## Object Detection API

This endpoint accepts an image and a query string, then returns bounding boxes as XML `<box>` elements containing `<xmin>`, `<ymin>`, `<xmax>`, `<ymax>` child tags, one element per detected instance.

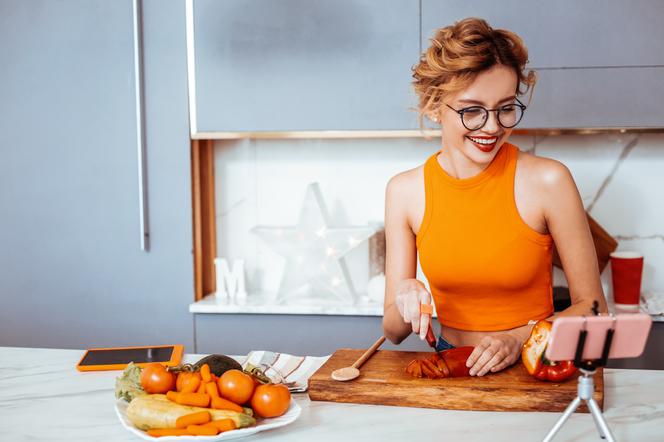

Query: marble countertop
<box><xmin>1</xmin><ymin>347</ymin><xmax>663</xmax><ymax>441</ymax></box>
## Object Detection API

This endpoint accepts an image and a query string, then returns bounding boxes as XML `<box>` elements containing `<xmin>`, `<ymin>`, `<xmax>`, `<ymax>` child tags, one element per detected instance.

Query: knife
<box><xmin>424</xmin><ymin>323</ymin><xmax>441</xmax><ymax>356</ymax></box>
<box><xmin>420</xmin><ymin>303</ymin><xmax>440</xmax><ymax>355</ymax></box>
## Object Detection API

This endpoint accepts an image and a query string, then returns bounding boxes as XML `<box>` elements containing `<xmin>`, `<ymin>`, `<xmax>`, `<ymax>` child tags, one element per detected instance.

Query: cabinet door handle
<box><xmin>132</xmin><ymin>0</ymin><xmax>150</xmax><ymax>251</ymax></box>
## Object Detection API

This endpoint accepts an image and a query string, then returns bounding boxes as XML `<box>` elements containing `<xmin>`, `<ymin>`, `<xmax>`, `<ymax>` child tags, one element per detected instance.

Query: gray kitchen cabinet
<box><xmin>192</xmin><ymin>0</ymin><xmax>420</xmax><ymax>132</ymax></box>
<box><xmin>522</xmin><ymin>66</ymin><xmax>664</xmax><ymax>128</ymax></box>
<box><xmin>0</xmin><ymin>0</ymin><xmax>194</xmax><ymax>350</ymax></box>
<box><xmin>194</xmin><ymin>313</ymin><xmax>427</xmax><ymax>357</ymax></box>
<box><xmin>421</xmin><ymin>0</ymin><xmax>664</xmax><ymax>128</ymax></box>
<box><xmin>421</xmin><ymin>0</ymin><xmax>664</xmax><ymax>69</ymax></box>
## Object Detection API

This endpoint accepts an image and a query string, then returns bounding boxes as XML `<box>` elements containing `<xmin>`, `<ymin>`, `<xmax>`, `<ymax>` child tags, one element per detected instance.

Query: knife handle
<box><xmin>425</xmin><ymin>325</ymin><xmax>438</xmax><ymax>349</ymax></box>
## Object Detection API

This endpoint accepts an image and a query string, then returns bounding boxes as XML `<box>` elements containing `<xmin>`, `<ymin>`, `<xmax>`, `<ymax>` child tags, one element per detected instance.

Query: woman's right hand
<box><xmin>394</xmin><ymin>279</ymin><xmax>433</xmax><ymax>340</ymax></box>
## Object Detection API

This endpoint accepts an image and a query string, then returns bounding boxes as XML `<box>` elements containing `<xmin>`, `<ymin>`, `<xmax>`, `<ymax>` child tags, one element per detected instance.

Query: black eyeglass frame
<box><xmin>445</xmin><ymin>97</ymin><xmax>527</xmax><ymax>131</ymax></box>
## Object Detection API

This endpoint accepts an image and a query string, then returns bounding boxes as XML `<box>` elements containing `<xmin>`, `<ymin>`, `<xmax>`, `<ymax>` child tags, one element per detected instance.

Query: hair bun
<box><xmin>412</xmin><ymin>17</ymin><xmax>536</xmax><ymax>127</ymax></box>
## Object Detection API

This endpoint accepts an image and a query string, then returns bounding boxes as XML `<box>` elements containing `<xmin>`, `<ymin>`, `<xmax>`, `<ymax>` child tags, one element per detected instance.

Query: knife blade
<box><xmin>424</xmin><ymin>323</ymin><xmax>441</xmax><ymax>356</ymax></box>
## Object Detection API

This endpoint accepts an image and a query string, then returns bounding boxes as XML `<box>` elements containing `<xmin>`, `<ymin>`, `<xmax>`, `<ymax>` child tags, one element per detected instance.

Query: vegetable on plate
<box><xmin>126</xmin><ymin>394</ymin><xmax>255</xmax><ymax>431</ymax></box>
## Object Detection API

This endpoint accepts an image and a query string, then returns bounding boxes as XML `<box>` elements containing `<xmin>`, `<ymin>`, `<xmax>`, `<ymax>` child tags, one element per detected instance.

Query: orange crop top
<box><xmin>416</xmin><ymin>143</ymin><xmax>554</xmax><ymax>331</ymax></box>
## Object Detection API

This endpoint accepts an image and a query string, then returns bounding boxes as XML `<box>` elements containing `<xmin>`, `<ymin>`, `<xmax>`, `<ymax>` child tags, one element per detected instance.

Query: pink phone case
<box><xmin>545</xmin><ymin>313</ymin><xmax>652</xmax><ymax>361</ymax></box>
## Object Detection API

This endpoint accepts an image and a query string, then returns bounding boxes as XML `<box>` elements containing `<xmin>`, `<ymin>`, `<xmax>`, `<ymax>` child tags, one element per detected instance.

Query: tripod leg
<box><xmin>543</xmin><ymin>397</ymin><xmax>582</xmax><ymax>442</ymax></box>
<box><xmin>589</xmin><ymin>401</ymin><xmax>606</xmax><ymax>439</ymax></box>
<box><xmin>587</xmin><ymin>398</ymin><xmax>616</xmax><ymax>442</ymax></box>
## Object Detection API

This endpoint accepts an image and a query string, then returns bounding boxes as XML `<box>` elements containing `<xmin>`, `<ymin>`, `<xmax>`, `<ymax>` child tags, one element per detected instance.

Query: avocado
<box><xmin>193</xmin><ymin>354</ymin><xmax>242</xmax><ymax>376</ymax></box>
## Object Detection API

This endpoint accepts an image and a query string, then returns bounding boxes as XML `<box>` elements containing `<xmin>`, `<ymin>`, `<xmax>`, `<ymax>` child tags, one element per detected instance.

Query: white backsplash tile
<box><xmin>215</xmin><ymin>133</ymin><xmax>664</xmax><ymax>300</ymax></box>
<box><xmin>590</xmin><ymin>134</ymin><xmax>664</xmax><ymax>236</ymax></box>
<box><xmin>217</xmin><ymin>137</ymin><xmax>438</xmax><ymax>296</ymax></box>
<box><xmin>534</xmin><ymin>134</ymin><xmax>630</xmax><ymax>208</ymax></box>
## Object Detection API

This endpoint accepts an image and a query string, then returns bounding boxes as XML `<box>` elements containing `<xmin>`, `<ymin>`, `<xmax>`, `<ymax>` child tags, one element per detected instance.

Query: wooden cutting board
<box><xmin>308</xmin><ymin>349</ymin><xmax>603</xmax><ymax>412</ymax></box>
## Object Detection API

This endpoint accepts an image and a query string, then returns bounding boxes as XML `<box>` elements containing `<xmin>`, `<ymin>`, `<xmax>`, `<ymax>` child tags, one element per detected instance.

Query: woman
<box><xmin>382</xmin><ymin>18</ymin><xmax>607</xmax><ymax>377</ymax></box>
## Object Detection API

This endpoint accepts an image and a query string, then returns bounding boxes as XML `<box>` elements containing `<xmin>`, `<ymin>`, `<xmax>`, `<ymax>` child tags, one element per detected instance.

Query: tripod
<box><xmin>543</xmin><ymin>310</ymin><xmax>617</xmax><ymax>442</ymax></box>
<box><xmin>543</xmin><ymin>367</ymin><xmax>615</xmax><ymax>442</ymax></box>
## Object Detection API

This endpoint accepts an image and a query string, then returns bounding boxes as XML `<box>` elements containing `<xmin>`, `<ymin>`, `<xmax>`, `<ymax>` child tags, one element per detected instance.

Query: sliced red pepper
<box><xmin>440</xmin><ymin>346</ymin><xmax>474</xmax><ymax>378</ymax></box>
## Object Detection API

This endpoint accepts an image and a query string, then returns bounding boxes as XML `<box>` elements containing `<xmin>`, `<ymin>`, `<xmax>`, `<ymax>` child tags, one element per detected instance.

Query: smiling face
<box><xmin>436</xmin><ymin>64</ymin><xmax>519</xmax><ymax>166</ymax></box>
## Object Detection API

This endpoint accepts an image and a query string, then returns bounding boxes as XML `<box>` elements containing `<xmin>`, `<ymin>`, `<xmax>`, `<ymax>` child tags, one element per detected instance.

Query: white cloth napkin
<box><xmin>641</xmin><ymin>291</ymin><xmax>664</xmax><ymax>315</ymax></box>
<box><xmin>242</xmin><ymin>351</ymin><xmax>329</xmax><ymax>393</ymax></box>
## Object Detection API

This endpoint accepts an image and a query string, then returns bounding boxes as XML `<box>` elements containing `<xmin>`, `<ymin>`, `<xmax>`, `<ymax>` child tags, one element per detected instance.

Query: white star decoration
<box><xmin>251</xmin><ymin>183</ymin><xmax>376</xmax><ymax>305</ymax></box>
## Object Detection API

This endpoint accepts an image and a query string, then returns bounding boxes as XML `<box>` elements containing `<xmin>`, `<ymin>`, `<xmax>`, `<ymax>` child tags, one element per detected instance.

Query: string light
<box><xmin>251</xmin><ymin>183</ymin><xmax>375</xmax><ymax>304</ymax></box>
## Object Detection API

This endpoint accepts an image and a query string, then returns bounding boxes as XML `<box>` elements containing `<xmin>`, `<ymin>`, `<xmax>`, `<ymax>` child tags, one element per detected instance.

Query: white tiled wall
<box><xmin>537</xmin><ymin>133</ymin><xmax>664</xmax><ymax>298</ymax></box>
<box><xmin>215</xmin><ymin>133</ymin><xmax>664</xmax><ymax>300</ymax></box>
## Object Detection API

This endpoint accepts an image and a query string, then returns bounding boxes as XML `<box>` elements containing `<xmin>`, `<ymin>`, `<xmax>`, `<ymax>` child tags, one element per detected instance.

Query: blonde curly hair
<box><xmin>413</xmin><ymin>17</ymin><xmax>536</xmax><ymax>127</ymax></box>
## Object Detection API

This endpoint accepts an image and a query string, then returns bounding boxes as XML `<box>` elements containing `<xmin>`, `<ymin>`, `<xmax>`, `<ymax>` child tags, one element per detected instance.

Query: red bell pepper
<box><xmin>522</xmin><ymin>320</ymin><xmax>577</xmax><ymax>382</ymax></box>
<box><xmin>533</xmin><ymin>359</ymin><xmax>577</xmax><ymax>382</ymax></box>
<box><xmin>440</xmin><ymin>346</ymin><xmax>474</xmax><ymax>378</ymax></box>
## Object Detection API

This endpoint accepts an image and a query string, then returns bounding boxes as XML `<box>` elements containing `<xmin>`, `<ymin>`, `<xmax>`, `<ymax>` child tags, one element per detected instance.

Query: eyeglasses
<box><xmin>445</xmin><ymin>98</ymin><xmax>526</xmax><ymax>131</ymax></box>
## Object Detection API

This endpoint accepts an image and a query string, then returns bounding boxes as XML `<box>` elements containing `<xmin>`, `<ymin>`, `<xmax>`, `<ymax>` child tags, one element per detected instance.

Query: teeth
<box><xmin>468</xmin><ymin>137</ymin><xmax>497</xmax><ymax>145</ymax></box>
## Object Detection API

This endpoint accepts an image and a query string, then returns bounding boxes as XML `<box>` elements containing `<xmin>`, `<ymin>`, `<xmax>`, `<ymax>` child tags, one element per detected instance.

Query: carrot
<box><xmin>210</xmin><ymin>396</ymin><xmax>243</xmax><ymax>413</ymax></box>
<box><xmin>205</xmin><ymin>418</ymin><xmax>237</xmax><ymax>433</ymax></box>
<box><xmin>175</xmin><ymin>411</ymin><xmax>211</xmax><ymax>429</ymax></box>
<box><xmin>196</xmin><ymin>379</ymin><xmax>207</xmax><ymax>394</ymax></box>
<box><xmin>180</xmin><ymin>374</ymin><xmax>201</xmax><ymax>394</ymax></box>
<box><xmin>205</xmin><ymin>381</ymin><xmax>220</xmax><ymax>399</ymax></box>
<box><xmin>187</xmin><ymin>424</ymin><xmax>219</xmax><ymax>436</ymax></box>
<box><xmin>166</xmin><ymin>390</ymin><xmax>180</xmax><ymax>402</ymax></box>
<box><xmin>176</xmin><ymin>392</ymin><xmax>211</xmax><ymax>408</ymax></box>
<box><xmin>200</xmin><ymin>363</ymin><xmax>212</xmax><ymax>382</ymax></box>
<box><xmin>147</xmin><ymin>428</ymin><xmax>191</xmax><ymax>437</ymax></box>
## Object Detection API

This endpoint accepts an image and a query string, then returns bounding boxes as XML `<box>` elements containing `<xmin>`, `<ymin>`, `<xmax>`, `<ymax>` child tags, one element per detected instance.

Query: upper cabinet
<box><xmin>192</xmin><ymin>0</ymin><xmax>420</xmax><ymax>132</ymax></box>
<box><xmin>421</xmin><ymin>0</ymin><xmax>664</xmax><ymax>68</ymax></box>
<box><xmin>422</xmin><ymin>0</ymin><xmax>664</xmax><ymax>128</ymax></box>
<box><xmin>190</xmin><ymin>0</ymin><xmax>663</xmax><ymax>132</ymax></box>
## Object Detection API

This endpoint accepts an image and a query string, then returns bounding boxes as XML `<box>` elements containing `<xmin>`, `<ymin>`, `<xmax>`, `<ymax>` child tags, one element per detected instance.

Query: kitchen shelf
<box><xmin>192</xmin><ymin>127</ymin><xmax>664</xmax><ymax>140</ymax></box>
<box><xmin>189</xmin><ymin>293</ymin><xmax>442</xmax><ymax>318</ymax></box>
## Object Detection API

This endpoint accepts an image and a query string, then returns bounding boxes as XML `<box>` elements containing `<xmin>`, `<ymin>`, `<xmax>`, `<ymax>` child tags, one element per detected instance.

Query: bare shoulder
<box><xmin>385</xmin><ymin>164</ymin><xmax>425</xmax><ymax>231</ymax></box>
<box><xmin>386</xmin><ymin>164</ymin><xmax>424</xmax><ymax>199</ymax></box>
<box><xmin>516</xmin><ymin>150</ymin><xmax>576</xmax><ymax>190</ymax></box>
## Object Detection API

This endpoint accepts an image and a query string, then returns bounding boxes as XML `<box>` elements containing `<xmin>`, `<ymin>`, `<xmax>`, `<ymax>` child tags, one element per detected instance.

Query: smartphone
<box><xmin>545</xmin><ymin>313</ymin><xmax>651</xmax><ymax>362</ymax></box>
<box><xmin>76</xmin><ymin>344</ymin><xmax>184</xmax><ymax>371</ymax></box>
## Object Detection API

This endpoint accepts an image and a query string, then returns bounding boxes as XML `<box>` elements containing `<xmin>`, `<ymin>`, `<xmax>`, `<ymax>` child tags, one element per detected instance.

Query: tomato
<box><xmin>218</xmin><ymin>369</ymin><xmax>255</xmax><ymax>405</ymax></box>
<box><xmin>140</xmin><ymin>363</ymin><xmax>176</xmax><ymax>394</ymax></box>
<box><xmin>250</xmin><ymin>384</ymin><xmax>291</xmax><ymax>418</ymax></box>
<box><xmin>176</xmin><ymin>371</ymin><xmax>202</xmax><ymax>393</ymax></box>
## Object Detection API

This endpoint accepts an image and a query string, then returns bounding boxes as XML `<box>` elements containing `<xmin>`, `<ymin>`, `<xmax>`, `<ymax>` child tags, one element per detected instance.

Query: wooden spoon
<box><xmin>331</xmin><ymin>336</ymin><xmax>386</xmax><ymax>381</ymax></box>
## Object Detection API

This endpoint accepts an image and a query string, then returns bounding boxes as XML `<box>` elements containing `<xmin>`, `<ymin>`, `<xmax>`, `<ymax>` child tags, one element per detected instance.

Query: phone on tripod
<box><xmin>541</xmin><ymin>312</ymin><xmax>652</xmax><ymax>442</ymax></box>
<box><xmin>545</xmin><ymin>313</ymin><xmax>652</xmax><ymax>362</ymax></box>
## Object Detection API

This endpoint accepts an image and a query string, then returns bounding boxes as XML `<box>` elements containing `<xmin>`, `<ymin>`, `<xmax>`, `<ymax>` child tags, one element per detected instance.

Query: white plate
<box><xmin>115</xmin><ymin>398</ymin><xmax>301</xmax><ymax>441</ymax></box>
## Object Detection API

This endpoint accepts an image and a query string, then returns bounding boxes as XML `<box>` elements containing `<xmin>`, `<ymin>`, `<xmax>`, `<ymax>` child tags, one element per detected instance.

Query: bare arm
<box><xmin>467</xmin><ymin>159</ymin><xmax>607</xmax><ymax>376</ymax></box>
<box><xmin>541</xmin><ymin>161</ymin><xmax>608</xmax><ymax>317</ymax></box>
<box><xmin>501</xmin><ymin>160</ymin><xmax>606</xmax><ymax>346</ymax></box>
<box><xmin>382</xmin><ymin>172</ymin><xmax>432</xmax><ymax>344</ymax></box>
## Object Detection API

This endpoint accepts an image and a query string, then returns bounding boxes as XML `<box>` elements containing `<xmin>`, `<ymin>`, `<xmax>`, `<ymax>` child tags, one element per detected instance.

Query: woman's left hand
<box><xmin>465</xmin><ymin>334</ymin><xmax>522</xmax><ymax>376</ymax></box>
